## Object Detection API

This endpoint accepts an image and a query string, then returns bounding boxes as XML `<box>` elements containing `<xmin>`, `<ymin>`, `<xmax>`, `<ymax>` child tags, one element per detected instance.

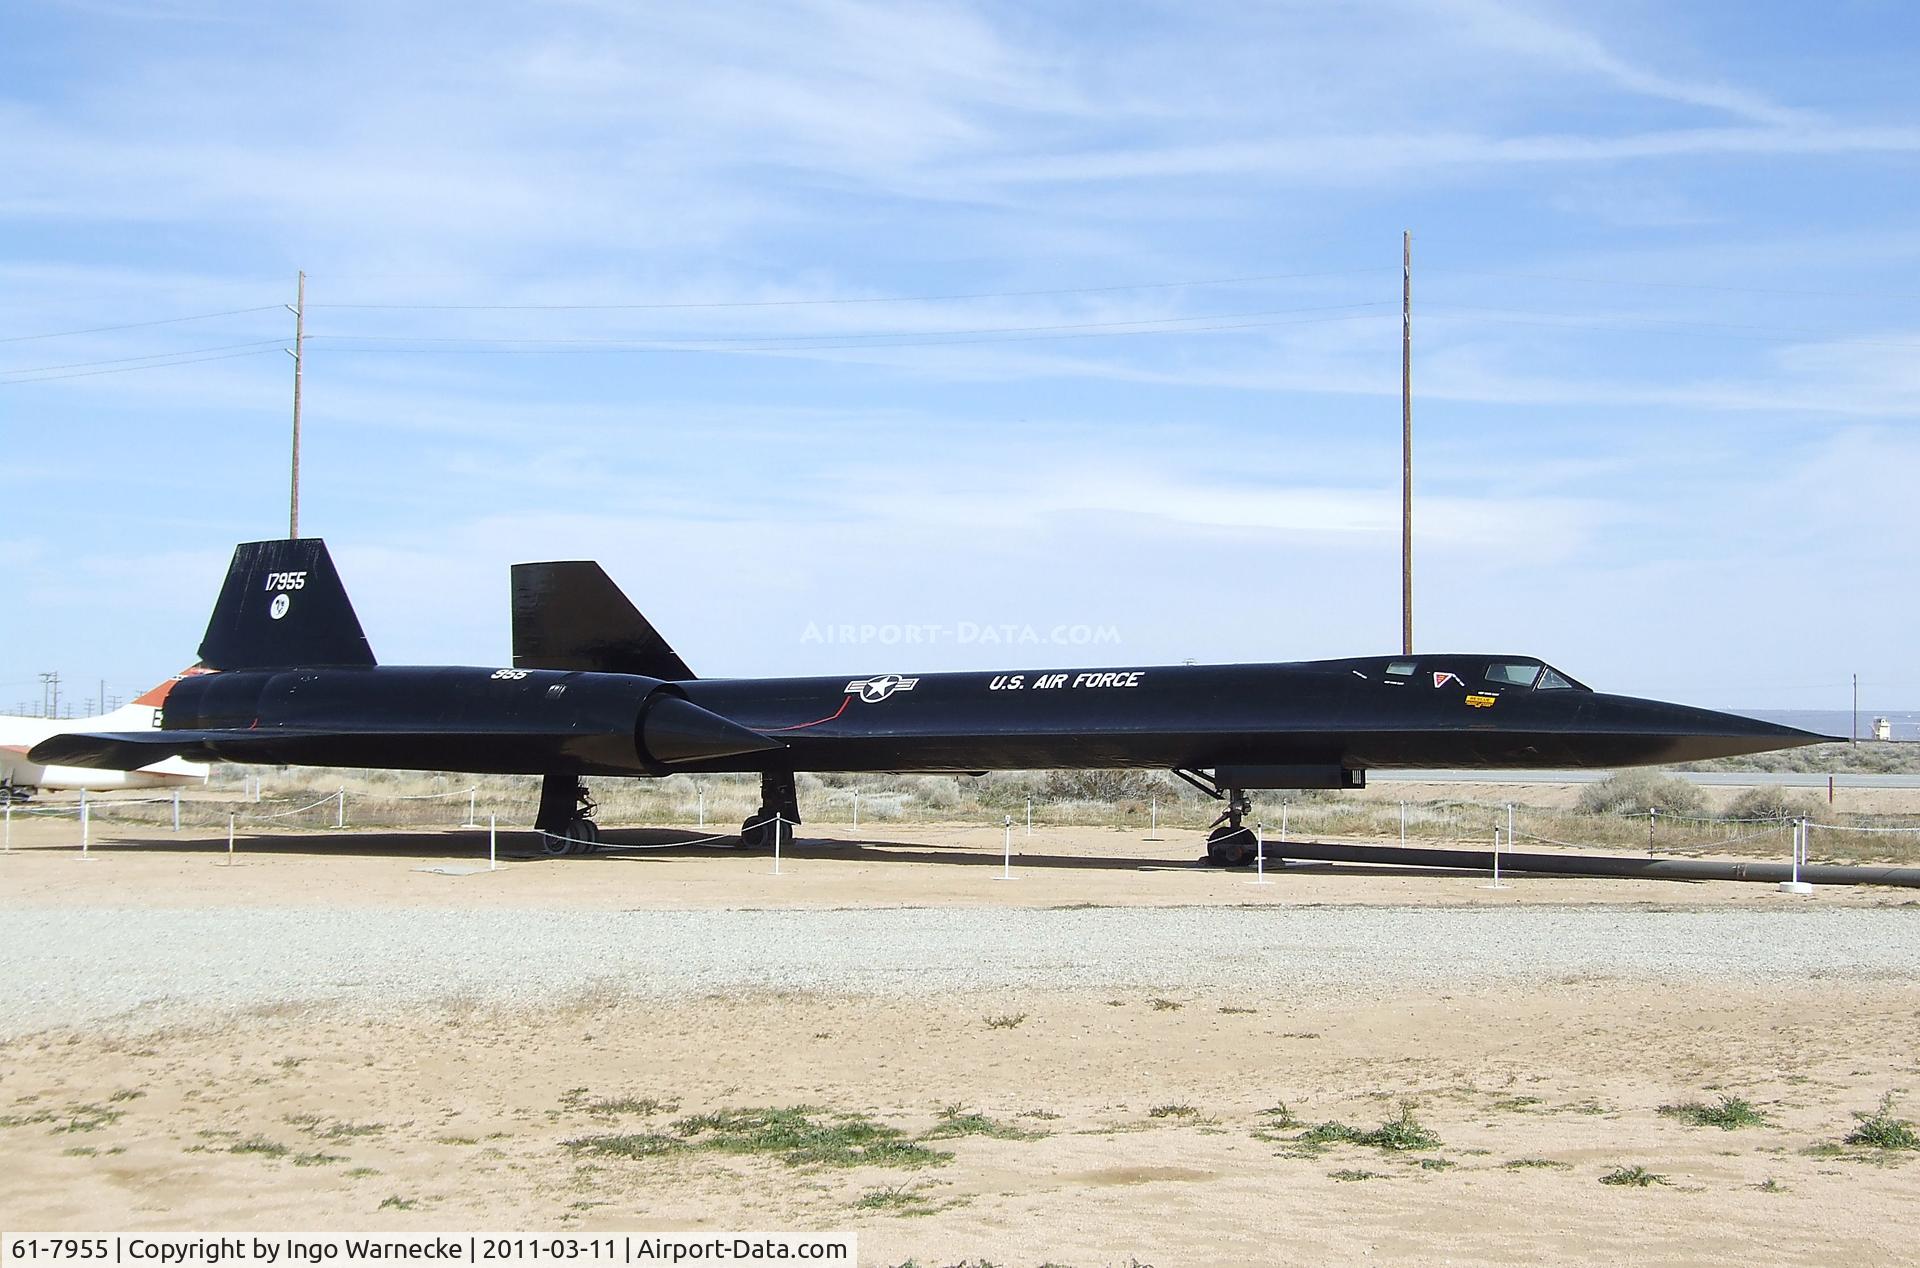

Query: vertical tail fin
<box><xmin>197</xmin><ymin>538</ymin><xmax>376</xmax><ymax>670</ymax></box>
<box><xmin>512</xmin><ymin>561</ymin><xmax>694</xmax><ymax>680</ymax></box>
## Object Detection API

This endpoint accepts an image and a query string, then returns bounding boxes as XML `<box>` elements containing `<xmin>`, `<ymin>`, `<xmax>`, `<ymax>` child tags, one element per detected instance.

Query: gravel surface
<box><xmin>6</xmin><ymin>904</ymin><xmax>1916</xmax><ymax>1037</ymax></box>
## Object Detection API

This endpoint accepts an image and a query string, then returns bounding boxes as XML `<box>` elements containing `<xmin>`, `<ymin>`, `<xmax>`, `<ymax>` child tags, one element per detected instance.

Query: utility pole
<box><xmin>288</xmin><ymin>269</ymin><xmax>306</xmax><ymax>539</ymax></box>
<box><xmin>1852</xmin><ymin>672</ymin><xmax>1859</xmax><ymax>745</ymax></box>
<box><xmin>1401</xmin><ymin>229</ymin><xmax>1413</xmax><ymax>656</ymax></box>
<box><xmin>38</xmin><ymin>671</ymin><xmax>59</xmax><ymax>719</ymax></box>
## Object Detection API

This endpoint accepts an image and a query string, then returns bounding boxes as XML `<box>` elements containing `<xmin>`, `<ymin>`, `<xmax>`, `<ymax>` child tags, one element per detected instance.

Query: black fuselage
<box><xmin>149</xmin><ymin>652</ymin><xmax>1818</xmax><ymax>779</ymax></box>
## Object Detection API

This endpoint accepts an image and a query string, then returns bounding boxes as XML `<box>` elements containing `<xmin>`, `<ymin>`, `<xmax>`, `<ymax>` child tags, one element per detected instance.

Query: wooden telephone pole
<box><xmin>288</xmin><ymin>270</ymin><xmax>306</xmax><ymax>539</ymax></box>
<box><xmin>1401</xmin><ymin>230</ymin><xmax>1413</xmax><ymax>656</ymax></box>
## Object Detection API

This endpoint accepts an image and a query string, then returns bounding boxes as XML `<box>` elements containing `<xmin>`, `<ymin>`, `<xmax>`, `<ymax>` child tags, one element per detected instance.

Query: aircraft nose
<box><xmin>1603</xmin><ymin>697</ymin><xmax>1837</xmax><ymax>764</ymax></box>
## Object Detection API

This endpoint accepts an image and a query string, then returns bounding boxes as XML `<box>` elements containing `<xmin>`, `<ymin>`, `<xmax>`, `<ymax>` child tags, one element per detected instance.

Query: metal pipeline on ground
<box><xmin>1262</xmin><ymin>840</ymin><xmax>1920</xmax><ymax>888</ymax></box>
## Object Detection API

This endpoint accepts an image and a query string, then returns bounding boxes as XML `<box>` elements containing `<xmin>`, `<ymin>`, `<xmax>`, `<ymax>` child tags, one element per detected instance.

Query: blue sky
<box><xmin>3</xmin><ymin>0</ymin><xmax>1917</xmax><ymax>715</ymax></box>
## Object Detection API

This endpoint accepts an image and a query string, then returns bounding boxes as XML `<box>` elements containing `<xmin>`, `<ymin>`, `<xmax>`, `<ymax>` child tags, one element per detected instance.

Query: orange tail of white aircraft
<box><xmin>0</xmin><ymin>670</ymin><xmax>212</xmax><ymax>800</ymax></box>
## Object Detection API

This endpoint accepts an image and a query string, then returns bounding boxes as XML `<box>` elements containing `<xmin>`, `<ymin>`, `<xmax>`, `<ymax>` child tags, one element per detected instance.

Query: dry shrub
<box><xmin>1575</xmin><ymin>770</ymin><xmax>1705</xmax><ymax>818</ymax></box>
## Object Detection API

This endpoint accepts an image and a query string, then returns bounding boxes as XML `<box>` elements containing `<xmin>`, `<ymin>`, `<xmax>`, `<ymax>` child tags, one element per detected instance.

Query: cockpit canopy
<box><xmin>1375</xmin><ymin>655</ymin><xmax>1590</xmax><ymax>692</ymax></box>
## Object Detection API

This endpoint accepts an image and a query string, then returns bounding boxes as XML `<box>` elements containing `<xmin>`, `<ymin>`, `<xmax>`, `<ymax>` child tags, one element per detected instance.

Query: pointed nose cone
<box><xmin>641</xmin><ymin>695</ymin><xmax>785</xmax><ymax>765</ymax></box>
<box><xmin>1606</xmin><ymin>698</ymin><xmax>1838</xmax><ymax>764</ymax></box>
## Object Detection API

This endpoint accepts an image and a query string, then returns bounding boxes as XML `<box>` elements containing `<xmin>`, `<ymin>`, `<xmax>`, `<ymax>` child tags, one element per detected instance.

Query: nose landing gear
<box><xmin>1206</xmin><ymin>790</ymin><xmax>1259</xmax><ymax>868</ymax></box>
<box><xmin>1173</xmin><ymin>768</ymin><xmax>1260</xmax><ymax>868</ymax></box>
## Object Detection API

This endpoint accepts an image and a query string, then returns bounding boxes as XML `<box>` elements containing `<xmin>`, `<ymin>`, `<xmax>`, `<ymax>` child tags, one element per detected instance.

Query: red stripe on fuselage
<box><xmin>761</xmin><ymin>695</ymin><xmax>852</xmax><ymax>732</ymax></box>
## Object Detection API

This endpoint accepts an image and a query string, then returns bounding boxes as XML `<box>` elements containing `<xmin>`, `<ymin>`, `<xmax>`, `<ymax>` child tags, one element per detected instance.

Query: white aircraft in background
<box><xmin>0</xmin><ymin>672</ymin><xmax>211</xmax><ymax>801</ymax></box>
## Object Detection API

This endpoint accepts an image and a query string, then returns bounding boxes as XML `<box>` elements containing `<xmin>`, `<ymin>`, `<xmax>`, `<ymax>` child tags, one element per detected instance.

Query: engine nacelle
<box><xmin>158</xmin><ymin>666</ymin><xmax>779</xmax><ymax>776</ymax></box>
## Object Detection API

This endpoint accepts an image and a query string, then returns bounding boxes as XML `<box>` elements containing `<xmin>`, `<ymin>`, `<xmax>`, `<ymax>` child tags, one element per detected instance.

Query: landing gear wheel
<box><xmin>534</xmin><ymin>773</ymin><xmax>599</xmax><ymax>853</ymax></box>
<box><xmin>541</xmin><ymin>817</ymin><xmax>599</xmax><ymax>856</ymax></box>
<box><xmin>739</xmin><ymin>815</ymin><xmax>792</xmax><ymax>851</ymax></box>
<box><xmin>739</xmin><ymin>770</ymin><xmax>800</xmax><ymax>852</ymax></box>
<box><xmin>1207</xmin><ymin>824</ymin><xmax>1258</xmax><ymax>868</ymax></box>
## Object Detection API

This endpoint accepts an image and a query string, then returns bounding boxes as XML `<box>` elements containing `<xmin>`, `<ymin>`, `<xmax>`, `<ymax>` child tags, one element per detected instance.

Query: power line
<box><xmin>306</xmin><ymin>302</ymin><xmax>1390</xmax><ymax>348</ymax></box>
<box><xmin>0</xmin><ymin>346</ymin><xmax>284</xmax><ymax>385</ymax></box>
<box><xmin>14</xmin><ymin>276</ymin><xmax>1918</xmax><ymax>387</ymax></box>
<box><xmin>306</xmin><ymin>268</ymin><xmax>1394</xmax><ymax>312</ymax></box>
<box><xmin>304</xmin><ymin>310</ymin><xmax>1395</xmax><ymax>357</ymax></box>
<box><xmin>0</xmin><ymin>304</ymin><xmax>282</xmax><ymax>344</ymax></box>
<box><xmin>1425</xmin><ymin>304</ymin><xmax>1920</xmax><ymax>348</ymax></box>
<box><xmin>1428</xmin><ymin>267</ymin><xmax>1920</xmax><ymax>303</ymax></box>
<box><xmin>0</xmin><ymin>339</ymin><xmax>288</xmax><ymax>378</ymax></box>
<box><xmin>0</xmin><ymin>309</ymin><xmax>1390</xmax><ymax>384</ymax></box>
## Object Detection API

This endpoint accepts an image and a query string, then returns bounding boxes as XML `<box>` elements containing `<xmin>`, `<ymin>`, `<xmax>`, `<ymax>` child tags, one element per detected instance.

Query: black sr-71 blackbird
<box><xmin>33</xmin><ymin>539</ymin><xmax>1830</xmax><ymax>866</ymax></box>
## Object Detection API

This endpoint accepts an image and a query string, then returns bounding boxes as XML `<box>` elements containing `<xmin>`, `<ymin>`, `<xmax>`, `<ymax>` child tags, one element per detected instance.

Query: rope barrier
<box><xmin>245</xmin><ymin>792</ymin><xmax>342</xmax><ymax>822</ymax></box>
<box><xmin>1513</xmin><ymin>821</ymin><xmax>1794</xmax><ymax>851</ymax></box>
<box><xmin>590</xmin><ymin>828</ymin><xmax>745</xmax><ymax>851</ymax></box>
<box><xmin>17</xmin><ymin>782</ymin><xmax>1919</xmax><ymax>859</ymax></box>
<box><xmin>1807</xmin><ymin>820</ymin><xmax>1920</xmax><ymax>835</ymax></box>
<box><xmin>1628</xmin><ymin>808</ymin><xmax>1800</xmax><ymax>826</ymax></box>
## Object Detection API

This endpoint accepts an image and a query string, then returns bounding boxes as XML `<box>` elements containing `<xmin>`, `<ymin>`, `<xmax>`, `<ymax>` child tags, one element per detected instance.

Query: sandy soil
<box><xmin>2</xmin><ymin>985</ymin><xmax>1916</xmax><ymax>1265</ymax></box>
<box><xmin>2</xmin><ymin>819</ymin><xmax>1916</xmax><ymax>1266</ymax></box>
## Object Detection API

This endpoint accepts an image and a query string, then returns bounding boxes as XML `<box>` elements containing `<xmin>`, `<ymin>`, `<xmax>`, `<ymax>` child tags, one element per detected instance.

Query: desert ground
<box><xmin>2</xmin><ymin>807</ymin><xmax>1917</xmax><ymax>1267</ymax></box>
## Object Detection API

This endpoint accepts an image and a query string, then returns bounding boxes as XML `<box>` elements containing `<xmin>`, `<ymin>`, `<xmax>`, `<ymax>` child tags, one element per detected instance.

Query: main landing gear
<box><xmin>535</xmin><ymin>772</ymin><xmax>599</xmax><ymax>856</ymax></box>
<box><xmin>1173</xmin><ymin>768</ymin><xmax>1260</xmax><ymax>868</ymax></box>
<box><xmin>739</xmin><ymin>768</ymin><xmax>798</xmax><ymax>851</ymax></box>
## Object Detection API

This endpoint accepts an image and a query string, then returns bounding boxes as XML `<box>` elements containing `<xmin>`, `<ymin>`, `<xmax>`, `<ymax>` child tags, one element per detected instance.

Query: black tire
<box><xmin>739</xmin><ymin>815</ymin><xmax>795</xmax><ymax>851</ymax></box>
<box><xmin>1206</xmin><ymin>825</ymin><xmax>1258</xmax><ymax>868</ymax></box>
<box><xmin>539</xmin><ymin>819</ymin><xmax>598</xmax><ymax>855</ymax></box>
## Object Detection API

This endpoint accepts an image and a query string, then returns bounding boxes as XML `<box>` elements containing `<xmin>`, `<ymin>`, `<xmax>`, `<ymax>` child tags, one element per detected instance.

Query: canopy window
<box><xmin>1484</xmin><ymin>661</ymin><xmax>1543</xmax><ymax>688</ymax></box>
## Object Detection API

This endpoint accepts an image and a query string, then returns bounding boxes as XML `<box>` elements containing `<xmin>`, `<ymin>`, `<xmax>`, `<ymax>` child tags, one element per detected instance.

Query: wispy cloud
<box><xmin>957</xmin><ymin>123</ymin><xmax>1920</xmax><ymax>187</ymax></box>
<box><xmin>1429</xmin><ymin>0</ymin><xmax>1811</xmax><ymax>126</ymax></box>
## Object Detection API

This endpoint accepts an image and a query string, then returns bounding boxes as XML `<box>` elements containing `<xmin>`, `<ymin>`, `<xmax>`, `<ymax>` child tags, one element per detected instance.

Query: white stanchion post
<box><xmin>1399</xmin><ymin>801</ymin><xmax>1406</xmax><ymax>845</ymax></box>
<box><xmin>79</xmin><ymin>791</ymin><xmax>92</xmax><ymax>861</ymax></box>
<box><xmin>172</xmin><ymin>788</ymin><xmax>181</xmax><ymax>833</ymax></box>
<box><xmin>1026</xmin><ymin>796</ymin><xmax>1033</xmax><ymax>837</ymax></box>
<box><xmin>999</xmin><ymin>815</ymin><xmax>1015</xmax><ymax>881</ymax></box>
<box><xmin>1279</xmin><ymin>800</ymin><xmax>1289</xmax><ymax>842</ymax></box>
<box><xmin>1506</xmin><ymin>803</ymin><xmax>1515</xmax><ymax>852</ymax></box>
<box><xmin>335</xmin><ymin>788</ymin><xmax>345</xmax><ymax>829</ymax></box>
<box><xmin>226</xmin><ymin>813</ymin><xmax>235</xmax><ymax>866</ymax></box>
<box><xmin>465</xmin><ymin>787</ymin><xmax>478</xmax><ymax>828</ymax></box>
<box><xmin>772</xmin><ymin>814</ymin><xmax>783</xmax><ymax>877</ymax></box>
<box><xmin>1780</xmin><ymin>817</ymin><xmax>1813</xmax><ymax>895</ymax></box>
<box><xmin>853</xmin><ymin>791</ymin><xmax>860</xmax><ymax>830</ymax></box>
<box><xmin>1481</xmin><ymin>827</ymin><xmax>1510</xmax><ymax>890</ymax></box>
<box><xmin>488</xmin><ymin>814</ymin><xmax>497</xmax><ymax>872</ymax></box>
<box><xmin>697</xmin><ymin>788</ymin><xmax>706</xmax><ymax>828</ymax></box>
